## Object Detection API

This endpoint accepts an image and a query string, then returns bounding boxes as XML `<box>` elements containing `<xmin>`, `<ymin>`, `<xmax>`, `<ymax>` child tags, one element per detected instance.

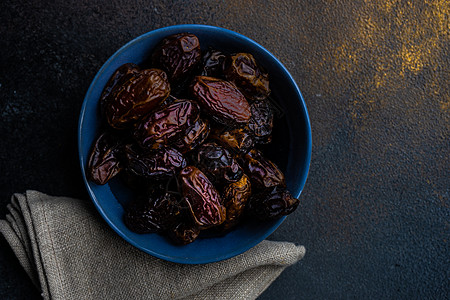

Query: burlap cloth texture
<box><xmin>0</xmin><ymin>190</ymin><xmax>305</xmax><ymax>300</ymax></box>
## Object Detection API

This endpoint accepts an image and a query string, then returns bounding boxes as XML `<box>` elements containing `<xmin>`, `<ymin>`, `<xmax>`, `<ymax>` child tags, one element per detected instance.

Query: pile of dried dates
<box><xmin>87</xmin><ymin>33</ymin><xmax>299</xmax><ymax>244</ymax></box>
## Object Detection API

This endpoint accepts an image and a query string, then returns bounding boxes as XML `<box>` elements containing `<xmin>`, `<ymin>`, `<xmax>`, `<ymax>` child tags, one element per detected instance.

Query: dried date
<box><xmin>123</xmin><ymin>144</ymin><xmax>187</xmax><ymax>180</ymax></box>
<box><xmin>191</xmin><ymin>76</ymin><xmax>251</xmax><ymax>126</ymax></box>
<box><xmin>247</xmin><ymin>186</ymin><xmax>299</xmax><ymax>220</ymax></box>
<box><xmin>220</xmin><ymin>174</ymin><xmax>251</xmax><ymax>231</ymax></box>
<box><xmin>87</xmin><ymin>132</ymin><xmax>123</xmax><ymax>185</ymax></box>
<box><xmin>152</xmin><ymin>33</ymin><xmax>202</xmax><ymax>81</ymax></box>
<box><xmin>192</xmin><ymin>142</ymin><xmax>243</xmax><ymax>186</ymax></box>
<box><xmin>167</xmin><ymin>217</ymin><xmax>201</xmax><ymax>245</ymax></box>
<box><xmin>179</xmin><ymin>166</ymin><xmax>226</xmax><ymax>229</ymax></box>
<box><xmin>173</xmin><ymin>118</ymin><xmax>210</xmax><ymax>153</ymax></box>
<box><xmin>134</xmin><ymin>99</ymin><xmax>200</xmax><ymax>148</ymax></box>
<box><xmin>247</xmin><ymin>99</ymin><xmax>274</xmax><ymax>144</ymax></box>
<box><xmin>241</xmin><ymin>149</ymin><xmax>286</xmax><ymax>190</ymax></box>
<box><xmin>105</xmin><ymin>68</ymin><xmax>171</xmax><ymax>129</ymax></box>
<box><xmin>201</xmin><ymin>49</ymin><xmax>227</xmax><ymax>78</ymax></box>
<box><xmin>224</xmin><ymin>52</ymin><xmax>270</xmax><ymax>101</ymax></box>
<box><xmin>210</xmin><ymin>127</ymin><xmax>254</xmax><ymax>154</ymax></box>
<box><xmin>123</xmin><ymin>188</ymin><xmax>181</xmax><ymax>233</ymax></box>
<box><xmin>100</xmin><ymin>63</ymin><xmax>140</xmax><ymax>117</ymax></box>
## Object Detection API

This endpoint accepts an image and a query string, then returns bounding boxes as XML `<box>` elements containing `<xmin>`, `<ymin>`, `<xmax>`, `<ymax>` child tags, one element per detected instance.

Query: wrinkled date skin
<box><xmin>247</xmin><ymin>186</ymin><xmax>299</xmax><ymax>220</ymax></box>
<box><xmin>192</xmin><ymin>142</ymin><xmax>243</xmax><ymax>186</ymax></box>
<box><xmin>224</xmin><ymin>52</ymin><xmax>270</xmax><ymax>101</ymax></box>
<box><xmin>167</xmin><ymin>217</ymin><xmax>201</xmax><ymax>245</ymax></box>
<box><xmin>241</xmin><ymin>149</ymin><xmax>286</xmax><ymax>189</ymax></box>
<box><xmin>179</xmin><ymin>166</ymin><xmax>226</xmax><ymax>229</ymax></box>
<box><xmin>100</xmin><ymin>63</ymin><xmax>140</xmax><ymax>116</ymax></box>
<box><xmin>210</xmin><ymin>127</ymin><xmax>254</xmax><ymax>154</ymax></box>
<box><xmin>123</xmin><ymin>144</ymin><xmax>187</xmax><ymax>180</ymax></box>
<box><xmin>105</xmin><ymin>68</ymin><xmax>171</xmax><ymax>129</ymax></box>
<box><xmin>191</xmin><ymin>76</ymin><xmax>251</xmax><ymax>126</ymax></box>
<box><xmin>247</xmin><ymin>99</ymin><xmax>274</xmax><ymax>144</ymax></box>
<box><xmin>124</xmin><ymin>189</ymin><xmax>181</xmax><ymax>233</ymax></box>
<box><xmin>152</xmin><ymin>33</ymin><xmax>202</xmax><ymax>81</ymax></box>
<box><xmin>220</xmin><ymin>174</ymin><xmax>251</xmax><ymax>231</ymax></box>
<box><xmin>134</xmin><ymin>100</ymin><xmax>200</xmax><ymax>148</ymax></box>
<box><xmin>201</xmin><ymin>49</ymin><xmax>227</xmax><ymax>78</ymax></box>
<box><xmin>173</xmin><ymin>118</ymin><xmax>210</xmax><ymax>153</ymax></box>
<box><xmin>87</xmin><ymin>132</ymin><xmax>123</xmax><ymax>185</ymax></box>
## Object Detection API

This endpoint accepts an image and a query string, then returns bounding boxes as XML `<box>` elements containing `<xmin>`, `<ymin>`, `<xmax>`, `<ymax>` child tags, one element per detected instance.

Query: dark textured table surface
<box><xmin>1</xmin><ymin>1</ymin><xmax>449</xmax><ymax>299</ymax></box>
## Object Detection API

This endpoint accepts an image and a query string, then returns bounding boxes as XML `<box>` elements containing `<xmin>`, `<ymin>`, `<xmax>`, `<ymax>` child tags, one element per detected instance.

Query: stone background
<box><xmin>1</xmin><ymin>0</ymin><xmax>448</xmax><ymax>299</ymax></box>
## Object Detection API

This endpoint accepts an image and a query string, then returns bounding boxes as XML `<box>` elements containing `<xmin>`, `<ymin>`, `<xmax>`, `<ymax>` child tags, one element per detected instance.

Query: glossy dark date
<box><xmin>241</xmin><ymin>149</ymin><xmax>286</xmax><ymax>189</ymax></box>
<box><xmin>191</xmin><ymin>76</ymin><xmax>251</xmax><ymax>126</ymax></box>
<box><xmin>220</xmin><ymin>174</ymin><xmax>251</xmax><ymax>231</ymax></box>
<box><xmin>247</xmin><ymin>99</ymin><xmax>274</xmax><ymax>144</ymax></box>
<box><xmin>224</xmin><ymin>52</ymin><xmax>270</xmax><ymax>101</ymax></box>
<box><xmin>192</xmin><ymin>142</ymin><xmax>243</xmax><ymax>186</ymax></box>
<box><xmin>167</xmin><ymin>218</ymin><xmax>201</xmax><ymax>245</ymax></box>
<box><xmin>247</xmin><ymin>186</ymin><xmax>299</xmax><ymax>220</ymax></box>
<box><xmin>105</xmin><ymin>67</ymin><xmax>170</xmax><ymax>129</ymax></box>
<box><xmin>201</xmin><ymin>49</ymin><xmax>227</xmax><ymax>77</ymax></box>
<box><xmin>134</xmin><ymin>99</ymin><xmax>200</xmax><ymax>148</ymax></box>
<box><xmin>179</xmin><ymin>166</ymin><xmax>226</xmax><ymax>229</ymax></box>
<box><xmin>100</xmin><ymin>63</ymin><xmax>140</xmax><ymax>116</ymax></box>
<box><xmin>152</xmin><ymin>33</ymin><xmax>201</xmax><ymax>81</ymax></box>
<box><xmin>87</xmin><ymin>132</ymin><xmax>123</xmax><ymax>185</ymax></box>
<box><xmin>123</xmin><ymin>144</ymin><xmax>187</xmax><ymax>180</ymax></box>
<box><xmin>173</xmin><ymin>118</ymin><xmax>210</xmax><ymax>153</ymax></box>
<box><xmin>210</xmin><ymin>127</ymin><xmax>254</xmax><ymax>154</ymax></box>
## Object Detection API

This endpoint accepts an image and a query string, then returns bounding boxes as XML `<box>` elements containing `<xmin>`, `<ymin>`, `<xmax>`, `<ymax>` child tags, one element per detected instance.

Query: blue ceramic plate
<box><xmin>78</xmin><ymin>24</ymin><xmax>311</xmax><ymax>264</ymax></box>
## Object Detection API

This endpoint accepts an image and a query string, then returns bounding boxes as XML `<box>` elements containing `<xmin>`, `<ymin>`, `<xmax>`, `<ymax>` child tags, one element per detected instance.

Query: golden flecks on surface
<box><xmin>329</xmin><ymin>0</ymin><xmax>449</xmax><ymax>117</ymax></box>
<box><xmin>379</xmin><ymin>0</ymin><xmax>401</xmax><ymax>13</ymax></box>
<box><xmin>304</xmin><ymin>0</ymin><xmax>449</xmax><ymax>242</ymax></box>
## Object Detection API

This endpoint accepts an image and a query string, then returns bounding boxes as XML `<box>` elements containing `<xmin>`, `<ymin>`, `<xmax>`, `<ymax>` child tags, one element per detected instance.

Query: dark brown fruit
<box><xmin>201</xmin><ymin>49</ymin><xmax>227</xmax><ymax>77</ymax></box>
<box><xmin>123</xmin><ymin>144</ymin><xmax>187</xmax><ymax>180</ymax></box>
<box><xmin>134</xmin><ymin>99</ymin><xmax>200</xmax><ymax>148</ymax></box>
<box><xmin>192</xmin><ymin>142</ymin><xmax>243</xmax><ymax>186</ymax></box>
<box><xmin>152</xmin><ymin>33</ymin><xmax>202</xmax><ymax>81</ymax></box>
<box><xmin>247</xmin><ymin>99</ymin><xmax>274</xmax><ymax>144</ymax></box>
<box><xmin>173</xmin><ymin>118</ymin><xmax>210</xmax><ymax>153</ymax></box>
<box><xmin>220</xmin><ymin>174</ymin><xmax>252</xmax><ymax>231</ymax></box>
<box><xmin>241</xmin><ymin>149</ymin><xmax>286</xmax><ymax>190</ymax></box>
<box><xmin>191</xmin><ymin>76</ymin><xmax>251</xmax><ymax>126</ymax></box>
<box><xmin>167</xmin><ymin>219</ymin><xmax>201</xmax><ymax>245</ymax></box>
<box><xmin>87</xmin><ymin>132</ymin><xmax>123</xmax><ymax>185</ymax></box>
<box><xmin>247</xmin><ymin>186</ymin><xmax>299</xmax><ymax>220</ymax></box>
<box><xmin>179</xmin><ymin>166</ymin><xmax>226</xmax><ymax>229</ymax></box>
<box><xmin>105</xmin><ymin>68</ymin><xmax>170</xmax><ymax>129</ymax></box>
<box><xmin>224</xmin><ymin>52</ymin><xmax>270</xmax><ymax>101</ymax></box>
<box><xmin>124</xmin><ymin>189</ymin><xmax>181</xmax><ymax>233</ymax></box>
<box><xmin>210</xmin><ymin>127</ymin><xmax>254</xmax><ymax>154</ymax></box>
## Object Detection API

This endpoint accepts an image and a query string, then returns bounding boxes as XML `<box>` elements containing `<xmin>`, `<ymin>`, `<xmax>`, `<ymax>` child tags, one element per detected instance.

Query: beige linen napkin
<box><xmin>0</xmin><ymin>191</ymin><xmax>305</xmax><ymax>300</ymax></box>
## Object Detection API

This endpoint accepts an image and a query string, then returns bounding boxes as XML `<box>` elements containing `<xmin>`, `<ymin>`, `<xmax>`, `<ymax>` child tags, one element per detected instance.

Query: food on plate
<box><xmin>86</xmin><ymin>32</ymin><xmax>299</xmax><ymax>244</ymax></box>
<box><xmin>224</xmin><ymin>52</ymin><xmax>270</xmax><ymax>101</ymax></box>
